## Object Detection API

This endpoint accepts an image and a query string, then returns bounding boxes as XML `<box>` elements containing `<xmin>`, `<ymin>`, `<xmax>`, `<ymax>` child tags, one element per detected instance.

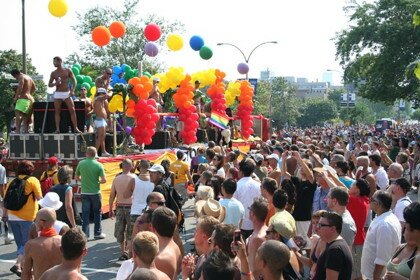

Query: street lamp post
<box><xmin>217</xmin><ymin>41</ymin><xmax>278</xmax><ymax>80</ymax></box>
<box><xmin>21</xmin><ymin>0</ymin><xmax>27</xmax><ymax>74</ymax></box>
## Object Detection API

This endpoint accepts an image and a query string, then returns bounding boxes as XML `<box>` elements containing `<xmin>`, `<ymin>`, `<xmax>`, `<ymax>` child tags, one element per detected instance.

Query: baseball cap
<box><xmin>252</xmin><ymin>153</ymin><xmax>264</xmax><ymax>163</ymax></box>
<box><xmin>153</xmin><ymin>77</ymin><xmax>160</xmax><ymax>82</ymax></box>
<box><xmin>271</xmin><ymin>216</ymin><xmax>296</xmax><ymax>239</ymax></box>
<box><xmin>48</xmin><ymin>156</ymin><xmax>59</xmax><ymax>165</ymax></box>
<box><xmin>148</xmin><ymin>164</ymin><xmax>165</xmax><ymax>174</ymax></box>
<box><xmin>266</xmin><ymin>154</ymin><xmax>280</xmax><ymax>162</ymax></box>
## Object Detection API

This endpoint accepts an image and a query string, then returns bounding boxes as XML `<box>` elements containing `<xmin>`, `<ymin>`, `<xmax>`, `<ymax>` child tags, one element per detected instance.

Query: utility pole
<box><xmin>22</xmin><ymin>0</ymin><xmax>27</xmax><ymax>74</ymax></box>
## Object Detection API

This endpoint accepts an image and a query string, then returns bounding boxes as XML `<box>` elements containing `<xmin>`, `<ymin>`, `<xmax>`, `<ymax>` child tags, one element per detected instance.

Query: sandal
<box><xmin>10</xmin><ymin>265</ymin><xmax>22</xmax><ymax>277</ymax></box>
<box><xmin>118</xmin><ymin>253</ymin><xmax>129</xmax><ymax>261</ymax></box>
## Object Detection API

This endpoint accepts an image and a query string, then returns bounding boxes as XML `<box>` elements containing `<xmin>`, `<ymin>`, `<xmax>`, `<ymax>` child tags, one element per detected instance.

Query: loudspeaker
<box><xmin>206</xmin><ymin>128</ymin><xmax>217</xmax><ymax>142</ymax></box>
<box><xmin>196</xmin><ymin>129</ymin><xmax>208</xmax><ymax>143</ymax></box>
<box><xmin>105</xmin><ymin>132</ymin><xmax>124</xmax><ymax>155</ymax></box>
<box><xmin>33</xmin><ymin>101</ymin><xmax>85</xmax><ymax>133</ymax></box>
<box><xmin>144</xmin><ymin>131</ymin><xmax>171</xmax><ymax>149</ymax></box>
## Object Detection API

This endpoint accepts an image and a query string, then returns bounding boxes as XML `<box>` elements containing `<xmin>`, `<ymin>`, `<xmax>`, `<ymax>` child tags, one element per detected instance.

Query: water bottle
<box><xmin>83</xmin><ymin>125</ymin><xmax>87</xmax><ymax>132</ymax></box>
<box><xmin>68</xmin><ymin>126</ymin><xmax>72</xmax><ymax>133</ymax></box>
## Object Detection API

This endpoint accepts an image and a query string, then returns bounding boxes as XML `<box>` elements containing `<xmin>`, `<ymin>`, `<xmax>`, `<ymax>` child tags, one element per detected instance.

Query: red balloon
<box><xmin>144</xmin><ymin>23</ymin><xmax>161</xmax><ymax>41</ymax></box>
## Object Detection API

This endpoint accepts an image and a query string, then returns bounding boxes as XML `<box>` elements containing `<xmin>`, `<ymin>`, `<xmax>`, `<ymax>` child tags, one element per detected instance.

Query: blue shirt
<box><xmin>312</xmin><ymin>186</ymin><xmax>329</xmax><ymax>213</ymax></box>
<box><xmin>219</xmin><ymin>198</ymin><xmax>245</xmax><ymax>228</ymax></box>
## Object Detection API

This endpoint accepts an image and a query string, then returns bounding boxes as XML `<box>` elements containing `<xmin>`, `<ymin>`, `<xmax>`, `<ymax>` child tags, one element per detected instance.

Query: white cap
<box><xmin>266</xmin><ymin>153</ymin><xmax>280</xmax><ymax>162</ymax></box>
<box><xmin>148</xmin><ymin>164</ymin><xmax>165</xmax><ymax>174</ymax></box>
<box><xmin>97</xmin><ymin>88</ymin><xmax>107</xmax><ymax>94</ymax></box>
<box><xmin>38</xmin><ymin>192</ymin><xmax>63</xmax><ymax>210</ymax></box>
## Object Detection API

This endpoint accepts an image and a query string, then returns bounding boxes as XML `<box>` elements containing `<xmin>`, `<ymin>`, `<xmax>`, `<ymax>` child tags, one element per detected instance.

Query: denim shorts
<box><xmin>8</xmin><ymin>220</ymin><xmax>33</xmax><ymax>255</ymax></box>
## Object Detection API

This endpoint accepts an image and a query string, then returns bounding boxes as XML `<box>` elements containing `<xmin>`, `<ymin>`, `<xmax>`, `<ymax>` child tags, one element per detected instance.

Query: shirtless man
<box><xmin>48</xmin><ymin>56</ymin><xmax>80</xmax><ymax>133</ymax></box>
<box><xmin>39</xmin><ymin>228</ymin><xmax>88</xmax><ymax>280</ymax></box>
<box><xmin>132</xmin><ymin>231</ymin><xmax>171</xmax><ymax>280</ymax></box>
<box><xmin>149</xmin><ymin>78</ymin><xmax>164</xmax><ymax>129</ymax></box>
<box><xmin>77</xmin><ymin>87</ymin><xmax>92</xmax><ymax>132</ymax></box>
<box><xmin>95</xmin><ymin>68</ymin><xmax>112</xmax><ymax>90</ymax></box>
<box><xmin>247</xmin><ymin>197</ymin><xmax>269</xmax><ymax>279</ymax></box>
<box><xmin>109</xmin><ymin>159</ymin><xmax>136</xmax><ymax>260</ymax></box>
<box><xmin>10</xmin><ymin>69</ymin><xmax>36</xmax><ymax>133</ymax></box>
<box><xmin>22</xmin><ymin>208</ymin><xmax>62</xmax><ymax>280</ymax></box>
<box><xmin>151</xmin><ymin>207</ymin><xmax>182</xmax><ymax>280</ymax></box>
<box><xmin>93</xmin><ymin>88</ymin><xmax>110</xmax><ymax>156</ymax></box>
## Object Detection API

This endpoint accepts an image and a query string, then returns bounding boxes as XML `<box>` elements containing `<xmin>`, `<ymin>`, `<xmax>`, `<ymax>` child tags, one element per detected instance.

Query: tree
<box><xmin>297</xmin><ymin>99</ymin><xmax>338</xmax><ymax>127</ymax></box>
<box><xmin>254</xmin><ymin>78</ymin><xmax>301</xmax><ymax>128</ymax></box>
<box><xmin>328</xmin><ymin>88</ymin><xmax>345</xmax><ymax>110</ymax></box>
<box><xmin>348</xmin><ymin>102</ymin><xmax>376</xmax><ymax>124</ymax></box>
<box><xmin>0</xmin><ymin>50</ymin><xmax>46</xmax><ymax>132</ymax></box>
<box><xmin>335</xmin><ymin>0</ymin><xmax>420</xmax><ymax>105</ymax></box>
<box><xmin>70</xmin><ymin>0</ymin><xmax>184</xmax><ymax>73</ymax></box>
<box><xmin>411</xmin><ymin>108</ymin><xmax>420</xmax><ymax>121</ymax></box>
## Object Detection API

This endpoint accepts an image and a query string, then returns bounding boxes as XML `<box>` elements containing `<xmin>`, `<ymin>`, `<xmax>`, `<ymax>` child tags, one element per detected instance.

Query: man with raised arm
<box><xmin>48</xmin><ymin>56</ymin><xmax>80</xmax><ymax>133</ymax></box>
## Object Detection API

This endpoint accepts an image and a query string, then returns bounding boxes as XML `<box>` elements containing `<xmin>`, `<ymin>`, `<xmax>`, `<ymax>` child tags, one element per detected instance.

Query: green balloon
<box><xmin>124</xmin><ymin>65</ymin><xmax>132</xmax><ymax>73</ymax></box>
<box><xmin>72</xmin><ymin>66</ymin><xmax>80</xmax><ymax>76</ymax></box>
<box><xmin>73</xmin><ymin>63</ymin><xmax>82</xmax><ymax>70</ymax></box>
<box><xmin>82</xmin><ymin>82</ymin><xmax>91</xmax><ymax>91</ymax></box>
<box><xmin>134</xmin><ymin>69</ymin><xmax>139</xmax><ymax>76</ymax></box>
<box><xmin>199</xmin><ymin>46</ymin><xmax>213</xmax><ymax>60</ymax></box>
<box><xmin>76</xmin><ymin>75</ymin><xmax>84</xmax><ymax>84</ymax></box>
<box><xmin>143</xmin><ymin>71</ymin><xmax>151</xmax><ymax>78</ymax></box>
<box><xmin>76</xmin><ymin>84</ymin><xmax>82</xmax><ymax>91</ymax></box>
<box><xmin>83</xmin><ymin>76</ymin><xmax>93</xmax><ymax>84</ymax></box>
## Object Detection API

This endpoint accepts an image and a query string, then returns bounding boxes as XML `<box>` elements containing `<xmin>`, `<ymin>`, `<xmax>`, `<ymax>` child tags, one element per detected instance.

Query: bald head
<box><xmin>388</xmin><ymin>163</ymin><xmax>403</xmax><ymax>179</ymax></box>
<box><xmin>37</xmin><ymin>208</ymin><xmax>57</xmax><ymax>228</ymax></box>
<box><xmin>258</xmin><ymin>240</ymin><xmax>290</xmax><ymax>275</ymax></box>
<box><xmin>146</xmin><ymin>192</ymin><xmax>165</xmax><ymax>206</ymax></box>
<box><xmin>129</xmin><ymin>268</ymin><xmax>158</xmax><ymax>280</ymax></box>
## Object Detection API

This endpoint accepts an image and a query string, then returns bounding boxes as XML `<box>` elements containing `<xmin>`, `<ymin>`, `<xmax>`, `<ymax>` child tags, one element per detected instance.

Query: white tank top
<box><xmin>130</xmin><ymin>177</ymin><xmax>154</xmax><ymax>215</ymax></box>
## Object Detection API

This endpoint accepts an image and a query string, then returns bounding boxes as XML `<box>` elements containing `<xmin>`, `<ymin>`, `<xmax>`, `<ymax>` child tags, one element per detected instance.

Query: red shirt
<box><xmin>347</xmin><ymin>195</ymin><xmax>370</xmax><ymax>245</ymax></box>
<box><xmin>265</xmin><ymin>203</ymin><xmax>275</xmax><ymax>226</ymax></box>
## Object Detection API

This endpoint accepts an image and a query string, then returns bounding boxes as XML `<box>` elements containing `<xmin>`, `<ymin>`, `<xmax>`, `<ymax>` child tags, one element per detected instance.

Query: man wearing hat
<box><xmin>195</xmin><ymin>198</ymin><xmax>225</xmax><ymax>222</ymax></box>
<box><xmin>93</xmin><ymin>87</ymin><xmax>111</xmax><ymax>156</ymax></box>
<box><xmin>267</xmin><ymin>153</ymin><xmax>281</xmax><ymax>186</ymax></box>
<box><xmin>76</xmin><ymin>86</ymin><xmax>92</xmax><ymax>132</ymax></box>
<box><xmin>39</xmin><ymin>156</ymin><xmax>60</xmax><ymax>196</ymax></box>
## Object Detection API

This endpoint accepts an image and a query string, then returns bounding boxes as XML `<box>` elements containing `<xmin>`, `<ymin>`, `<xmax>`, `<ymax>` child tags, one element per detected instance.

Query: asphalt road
<box><xmin>0</xmin><ymin>199</ymin><xmax>196</xmax><ymax>280</ymax></box>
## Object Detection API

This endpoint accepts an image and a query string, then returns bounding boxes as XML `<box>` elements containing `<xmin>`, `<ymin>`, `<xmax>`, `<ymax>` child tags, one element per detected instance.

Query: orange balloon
<box><xmin>133</xmin><ymin>84</ymin><xmax>145</xmax><ymax>96</ymax></box>
<box><xmin>92</xmin><ymin>26</ymin><xmax>111</xmax><ymax>47</ymax></box>
<box><xmin>128</xmin><ymin>77</ymin><xmax>141</xmax><ymax>86</ymax></box>
<box><xmin>109</xmin><ymin>21</ymin><xmax>126</xmax><ymax>38</ymax></box>
<box><xmin>139</xmin><ymin>91</ymin><xmax>149</xmax><ymax>100</ymax></box>
<box><xmin>126</xmin><ymin>99</ymin><xmax>136</xmax><ymax>108</ymax></box>
<box><xmin>126</xmin><ymin>108</ymin><xmax>135</xmax><ymax>117</ymax></box>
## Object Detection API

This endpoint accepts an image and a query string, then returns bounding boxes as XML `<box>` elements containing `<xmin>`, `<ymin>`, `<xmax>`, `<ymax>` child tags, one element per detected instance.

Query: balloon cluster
<box><xmin>144</xmin><ymin>23</ymin><xmax>162</xmax><ymax>57</ymax></box>
<box><xmin>237</xmin><ymin>80</ymin><xmax>254</xmax><ymax>139</ymax></box>
<box><xmin>48</xmin><ymin>0</ymin><xmax>68</xmax><ymax>18</ymax></box>
<box><xmin>224</xmin><ymin>81</ymin><xmax>241</xmax><ymax>107</ymax></box>
<box><xmin>154</xmin><ymin>67</ymin><xmax>186</xmax><ymax>93</ymax></box>
<box><xmin>92</xmin><ymin>21</ymin><xmax>126</xmax><ymax>47</ymax></box>
<box><xmin>71</xmin><ymin>64</ymin><xmax>96</xmax><ymax>96</ymax></box>
<box><xmin>132</xmin><ymin>99</ymin><xmax>160</xmax><ymax>145</ymax></box>
<box><xmin>190</xmin><ymin>69</ymin><xmax>217</xmax><ymax>88</ymax></box>
<box><xmin>174</xmin><ymin>76</ymin><xmax>199</xmax><ymax>144</ymax></box>
<box><xmin>207</xmin><ymin>70</ymin><xmax>228</xmax><ymax>116</ymax></box>
<box><xmin>128</xmin><ymin>76</ymin><xmax>153</xmax><ymax>100</ymax></box>
<box><xmin>108</xmin><ymin>92</ymin><xmax>127</xmax><ymax>113</ymax></box>
<box><xmin>189</xmin><ymin>35</ymin><xmax>213</xmax><ymax>60</ymax></box>
<box><xmin>110</xmin><ymin>64</ymin><xmax>150</xmax><ymax>87</ymax></box>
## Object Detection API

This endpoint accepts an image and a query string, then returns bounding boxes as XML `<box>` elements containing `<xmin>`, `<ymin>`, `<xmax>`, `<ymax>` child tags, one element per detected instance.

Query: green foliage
<box><xmin>71</xmin><ymin>0</ymin><xmax>184</xmax><ymax>74</ymax></box>
<box><xmin>411</xmin><ymin>108</ymin><xmax>420</xmax><ymax>120</ymax></box>
<box><xmin>328</xmin><ymin>88</ymin><xmax>345</xmax><ymax>110</ymax></box>
<box><xmin>254</xmin><ymin>78</ymin><xmax>301</xmax><ymax>127</ymax></box>
<box><xmin>335</xmin><ymin>0</ymin><xmax>420</xmax><ymax>105</ymax></box>
<box><xmin>348</xmin><ymin>102</ymin><xmax>376</xmax><ymax>124</ymax></box>
<box><xmin>297</xmin><ymin>98</ymin><xmax>338</xmax><ymax>127</ymax></box>
<box><xmin>0</xmin><ymin>50</ymin><xmax>46</xmax><ymax>132</ymax></box>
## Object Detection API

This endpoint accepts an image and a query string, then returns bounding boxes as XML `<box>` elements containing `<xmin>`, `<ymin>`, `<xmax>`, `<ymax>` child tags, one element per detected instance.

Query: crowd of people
<box><xmin>1</xmin><ymin>121</ymin><xmax>420</xmax><ymax>279</ymax></box>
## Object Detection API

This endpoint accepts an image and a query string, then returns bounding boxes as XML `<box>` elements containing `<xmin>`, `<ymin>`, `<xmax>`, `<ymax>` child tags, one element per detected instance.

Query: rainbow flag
<box><xmin>209</xmin><ymin>111</ymin><xmax>230</xmax><ymax>129</ymax></box>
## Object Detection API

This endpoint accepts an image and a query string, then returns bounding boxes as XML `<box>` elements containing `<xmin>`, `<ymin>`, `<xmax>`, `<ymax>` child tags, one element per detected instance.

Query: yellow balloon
<box><xmin>108</xmin><ymin>101</ymin><xmax>118</xmax><ymax>113</ymax></box>
<box><xmin>48</xmin><ymin>0</ymin><xmax>68</xmax><ymax>18</ymax></box>
<box><xmin>90</xmin><ymin>86</ymin><xmax>96</xmax><ymax>95</ymax></box>
<box><xmin>167</xmin><ymin>34</ymin><xmax>183</xmax><ymax>51</ymax></box>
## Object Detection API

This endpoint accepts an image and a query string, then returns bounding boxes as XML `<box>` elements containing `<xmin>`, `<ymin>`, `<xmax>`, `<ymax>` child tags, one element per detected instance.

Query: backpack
<box><xmin>157</xmin><ymin>181</ymin><xmax>185</xmax><ymax>232</ymax></box>
<box><xmin>40</xmin><ymin>171</ymin><xmax>57</xmax><ymax>196</ymax></box>
<box><xmin>3</xmin><ymin>176</ymin><xmax>32</xmax><ymax>211</ymax></box>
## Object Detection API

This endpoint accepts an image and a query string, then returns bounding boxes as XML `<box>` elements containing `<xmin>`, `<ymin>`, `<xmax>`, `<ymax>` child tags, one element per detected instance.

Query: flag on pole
<box><xmin>208</xmin><ymin>111</ymin><xmax>229</xmax><ymax>129</ymax></box>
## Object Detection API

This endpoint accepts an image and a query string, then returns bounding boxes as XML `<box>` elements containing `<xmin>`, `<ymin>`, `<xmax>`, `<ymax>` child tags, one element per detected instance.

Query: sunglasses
<box><xmin>151</xmin><ymin>201</ymin><xmax>165</xmax><ymax>206</ymax></box>
<box><xmin>317</xmin><ymin>223</ymin><xmax>333</xmax><ymax>228</ymax></box>
<box><xmin>106</xmin><ymin>72</ymin><xmax>112</xmax><ymax>75</ymax></box>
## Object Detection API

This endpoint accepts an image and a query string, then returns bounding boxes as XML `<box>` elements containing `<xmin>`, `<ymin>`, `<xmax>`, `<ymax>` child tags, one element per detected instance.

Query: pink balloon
<box><xmin>237</xmin><ymin>62</ymin><xmax>249</xmax><ymax>75</ymax></box>
<box><xmin>145</xmin><ymin>42</ymin><xmax>159</xmax><ymax>57</ymax></box>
